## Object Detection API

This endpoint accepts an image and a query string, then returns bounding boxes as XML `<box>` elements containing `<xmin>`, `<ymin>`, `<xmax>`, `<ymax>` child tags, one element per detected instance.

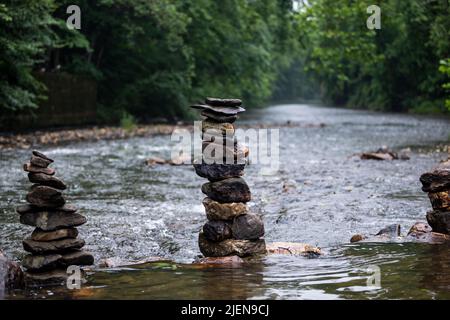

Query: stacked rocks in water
<box><xmin>191</xmin><ymin>98</ymin><xmax>266</xmax><ymax>257</ymax></box>
<box><xmin>17</xmin><ymin>151</ymin><xmax>93</xmax><ymax>286</ymax></box>
<box><xmin>420</xmin><ymin>159</ymin><xmax>450</xmax><ymax>234</ymax></box>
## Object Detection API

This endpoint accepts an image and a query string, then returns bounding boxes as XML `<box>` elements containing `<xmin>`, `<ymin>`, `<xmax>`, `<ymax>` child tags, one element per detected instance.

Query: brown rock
<box><xmin>23</xmin><ymin>238</ymin><xmax>85</xmax><ymax>254</ymax></box>
<box><xmin>194</xmin><ymin>162</ymin><xmax>245</xmax><ymax>181</ymax></box>
<box><xmin>23</xmin><ymin>163</ymin><xmax>55</xmax><ymax>176</ymax></box>
<box><xmin>20</xmin><ymin>211</ymin><xmax>87</xmax><ymax>231</ymax></box>
<box><xmin>16</xmin><ymin>204</ymin><xmax>77</xmax><ymax>214</ymax></box>
<box><xmin>201</xmin><ymin>177</ymin><xmax>251</xmax><ymax>203</ymax></box>
<box><xmin>428</xmin><ymin>191</ymin><xmax>450</xmax><ymax>210</ymax></box>
<box><xmin>360</xmin><ymin>152</ymin><xmax>394</xmax><ymax>161</ymax></box>
<box><xmin>198</xmin><ymin>232</ymin><xmax>266</xmax><ymax>257</ymax></box>
<box><xmin>350</xmin><ymin>234</ymin><xmax>366</xmax><ymax>243</ymax></box>
<box><xmin>231</xmin><ymin>213</ymin><xmax>265</xmax><ymax>240</ymax></box>
<box><xmin>22</xmin><ymin>254</ymin><xmax>62</xmax><ymax>272</ymax></box>
<box><xmin>205</xmin><ymin>97</ymin><xmax>242</xmax><ymax>107</ymax></box>
<box><xmin>28</xmin><ymin>173</ymin><xmax>67</xmax><ymax>190</ymax></box>
<box><xmin>203</xmin><ymin>220</ymin><xmax>232</xmax><ymax>242</ymax></box>
<box><xmin>31</xmin><ymin>228</ymin><xmax>78</xmax><ymax>241</ymax></box>
<box><xmin>266</xmin><ymin>242</ymin><xmax>322</xmax><ymax>256</ymax></box>
<box><xmin>23</xmin><ymin>269</ymin><xmax>69</xmax><ymax>287</ymax></box>
<box><xmin>202</xmin><ymin>141</ymin><xmax>247</xmax><ymax>164</ymax></box>
<box><xmin>26</xmin><ymin>185</ymin><xmax>65</xmax><ymax>208</ymax></box>
<box><xmin>30</xmin><ymin>154</ymin><xmax>52</xmax><ymax>168</ymax></box>
<box><xmin>61</xmin><ymin>250</ymin><xmax>94</xmax><ymax>266</ymax></box>
<box><xmin>407</xmin><ymin>222</ymin><xmax>432</xmax><ymax>235</ymax></box>
<box><xmin>202</xmin><ymin>120</ymin><xmax>235</xmax><ymax>136</ymax></box>
<box><xmin>420</xmin><ymin>169</ymin><xmax>450</xmax><ymax>192</ymax></box>
<box><xmin>0</xmin><ymin>251</ymin><xmax>24</xmax><ymax>289</ymax></box>
<box><xmin>203</xmin><ymin>197</ymin><xmax>248</xmax><ymax>221</ymax></box>
<box><xmin>201</xmin><ymin>110</ymin><xmax>238</xmax><ymax>123</ymax></box>
<box><xmin>32</xmin><ymin>150</ymin><xmax>54</xmax><ymax>163</ymax></box>
<box><xmin>195</xmin><ymin>256</ymin><xmax>244</xmax><ymax>265</ymax></box>
<box><xmin>426</xmin><ymin>210</ymin><xmax>450</xmax><ymax>234</ymax></box>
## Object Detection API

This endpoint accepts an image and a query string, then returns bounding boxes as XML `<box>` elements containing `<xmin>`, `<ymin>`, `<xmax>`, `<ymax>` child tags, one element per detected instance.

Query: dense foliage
<box><xmin>0</xmin><ymin>0</ymin><xmax>449</xmax><ymax>125</ymax></box>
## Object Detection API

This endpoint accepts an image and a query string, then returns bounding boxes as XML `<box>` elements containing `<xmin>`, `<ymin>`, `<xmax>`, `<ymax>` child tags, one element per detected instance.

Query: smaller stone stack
<box><xmin>420</xmin><ymin>158</ymin><xmax>450</xmax><ymax>234</ymax></box>
<box><xmin>191</xmin><ymin>97</ymin><xmax>266</xmax><ymax>258</ymax></box>
<box><xmin>17</xmin><ymin>151</ymin><xmax>93</xmax><ymax>286</ymax></box>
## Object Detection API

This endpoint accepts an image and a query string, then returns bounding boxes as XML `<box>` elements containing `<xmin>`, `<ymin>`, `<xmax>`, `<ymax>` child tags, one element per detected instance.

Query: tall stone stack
<box><xmin>17</xmin><ymin>151</ymin><xmax>93</xmax><ymax>286</ymax></box>
<box><xmin>420</xmin><ymin>158</ymin><xmax>450</xmax><ymax>234</ymax></box>
<box><xmin>191</xmin><ymin>97</ymin><xmax>266</xmax><ymax>258</ymax></box>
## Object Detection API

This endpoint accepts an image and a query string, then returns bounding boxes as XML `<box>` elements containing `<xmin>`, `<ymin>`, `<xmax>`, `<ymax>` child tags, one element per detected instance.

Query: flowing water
<box><xmin>1</xmin><ymin>103</ymin><xmax>449</xmax><ymax>299</ymax></box>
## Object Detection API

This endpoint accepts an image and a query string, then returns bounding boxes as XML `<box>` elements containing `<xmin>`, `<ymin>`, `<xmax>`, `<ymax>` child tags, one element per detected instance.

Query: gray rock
<box><xmin>198</xmin><ymin>232</ymin><xmax>266</xmax><ymax>257</ymax></box>
<box><xmin>26</xmin><ymin>185</ymin><xmax>65</xmax><ymax>208</ymax></box>
<box><xmin>22</xmin><ymin>254</ymin><xmax>62</xmax><ymax>272</ymax></box>
<box><xmin>375</xmin><ymin>224</ymin><xmax>401</xmax><ymax>237</ymax></box>
<box><xmin>191</xmin><ymin>104</ymin><xmax>245</xmax><ymax>115</ymax></box>
<box><xmin>201</xmin><ymin>110</ymin><xmax>238</xmax><ymax>123</ymax></box>
<box><xmin>203</xmin><ymin>220</ymin><xmax>232</xmax><ymax>242</ymax></box>
<box><xmin>201</xmin><ymin>177</ymin><xmax>251</xmax><ymax>203</ymax></box>
<box><xmin>205</xmin><ymin>97</ymin><xmax>242</xmax><ymax>107</ymax></box>
<box><xmin>32</xmin><ymin>150</ymin><xmax>54</xmax><ymax>163</ymax></box>
<box><xmin>20</xmin><ymin>211</ymin><xmax>87</xmax><ymax>231</ymax></box>
<box><xmin>61</xmin><ymin>250</ymin><xmax>94</xmax><ymax>266</ymax></box>
<box><xmin>23</xmin><ymin>163</ymin><xmax>55</xmax><ymax>176</ymax></box>
<box><xmin>28</xmin><ymin>173</ymin><xmax>67</xmax><ymax>190</ymax></box>
<box><xmin>30</xmin><ymin>154</ymin><xmax>52</xmax><ymax>168</ymax></box>
<box><xmin>231</xmin><ymin>213</ymin><xmax>265</xmax><ymax>240</ymax></box>
<box><xmin>426</xmin><ymin>210</ymin><xmax>450</xmax><ymax>234</ymax></box>
<box><xmin>194</xmin><ymin>163</ymin><xmax>245</xmax><ymax>181</ymax></box>
<box><xmin>31</xmin><ymin>228</ymin><xmax>78</xmax><ymax>241</ymax></box>
<box><xmin>203</xmin><ymin>197</ymin><xmax>248</xmax><ymax>221</ymax></box>
<box><xmin>0</xmin><ymin>251</ymin><xmax>23</xmax><ymax>289</ymax></box>
<box><xmin>23</xmin><ymin>238</ymin><xmax>85</xmax><ymax>254</ymax></box>
<box><xmin>23</xmin><ymin>269</ymin><xmax>69</xmax><ymax>287</ymax></box>
<box><xmin>17</xmin><ymin>204</ymin><xmax>77</xmax><ymax>214</ymax></box>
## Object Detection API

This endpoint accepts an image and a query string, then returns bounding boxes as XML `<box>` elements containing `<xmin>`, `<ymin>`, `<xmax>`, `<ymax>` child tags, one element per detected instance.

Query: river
<box><xmin>1</xmin><ymin>103</ymin><xmax>449</xmax><ymax>299</ymax></box>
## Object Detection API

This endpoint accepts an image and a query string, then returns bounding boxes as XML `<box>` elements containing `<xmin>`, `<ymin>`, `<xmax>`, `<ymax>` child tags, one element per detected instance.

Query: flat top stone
<box><xmin>23</xmin><ymin>163</ymin><xmax>55</xmax><ymax>176</ymax></box>
<box><xmin>191</xmin><ymin>104</ymin><xmax>245</xmax><ymax>115</ymax></box>
<box><xmin>201</xmin><ymin>110</ymin><xmax>238</xmax><ymax>123</ymax></box>
<box><xmin>32</xmin><ymin>150</ymin><xmax>54</xmax><ymax>163</ymax></box>
<box><xmin>16</xmin><ymin>204</ymin><xmax>77</xmax><ymax>214</ymax></box>
<box><xmin>205</xmin><ymin>97</ymin><xmax>242</xmax><ymax>107</ymax></box>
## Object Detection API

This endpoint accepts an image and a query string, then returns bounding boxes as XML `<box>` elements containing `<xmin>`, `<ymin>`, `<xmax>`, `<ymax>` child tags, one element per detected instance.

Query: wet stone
<box><xmin>426</xmin><ymin>210</ymin><xmax>450</xmax><ymax>234</ymax></box>
<box><xmin>20</xmin><ymin>211</ymin><xmax>87</xmax><ymax>231</ymax></box>
<box><xmin>231</xmin><ymin>213</ymin><xmax>265</xmax><ymax>240</ymax></box>
<box><xmin>31</xmin><ymin>228</ymin><xmax>78</xmax><ymax>241</ymax></box>
<box><xmin>266</xmin><ymin>242</ymin><xmax>322</xmax><ymax>256</ymax></box>
<box><xmin>26</xmin><ymin>185</ymin><xmax>65</xmax><ymax>208</ymax></box>
<box><xmin>203</xmin><ymin>220</ymin><xmax>232</xmax><ymax>242</ymax></box>
<box><xmin>23</xmin><ymin>238</ymin><xmax>85</xmax><ymax>254</ymax></box>
<box><xmin>194</xmin><ymin>162</ymin><xmax>245</xmax><ymax>181</ymax></box>
<box><xmin>201</xmin><ymin>177</ymin><xmax>251</xmax><ymax>203</ymax></box>
<box><xmin>28</xmin><ymin>173</ymin><xmax>67</xmax><ymax>190</ymax></box>
<box><xmin>23</xmin><ymin>269</ymin><xmax>70</xmax><ymax>288</ymax></box>
<box><xmin>198</xmin><ymin>232</ymin><xmax>266</xmax><ymax>257</ymax></box>
<box><xmin>23</xmin><ymin>163</ymin><xmax>55</xmax><ymax>176</ymax></box>
<box><xmin>61</xmin><ymin>250</ymin><xmax>94</xmax><ymax>266</ymax></box>
<box><xmin>203</xmin><ymin>197</ymin><xmax>248</xmax><ymax>221</ymax></box>
<box><xmin>30</xmin><ymin>154</ymin><xmax>52</xmax><ymax>168</ymax></box>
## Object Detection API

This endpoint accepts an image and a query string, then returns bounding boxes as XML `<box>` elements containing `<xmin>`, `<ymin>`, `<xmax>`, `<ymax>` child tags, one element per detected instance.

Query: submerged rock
<box><xmin>20</xmin><ymin>211</ymin><xmax>87</xmax><ymax>231</ymax></box>
<box><xmin>406</xmin><ymin>222</ymin><xmax>450</xmax><ymax>244</ymax></box>
<box><xmin>231</xmin><ymin>213</ymin><xmax>265</xmax><ymax>240</ymax></box>
<box><xmin>375</xmin><ymin>224</ymin><xmax>401</xmax><ymax>237</ymax></box>
<box><xmin>198</xmin><ymin>232</ymin><xmax>266</xmax><ymax>257</ymax></box>
<box><xmin>203</xmin><ymin>197</ymin><xmax>248</xmax><ymax>221</ymax></box>
<box><xmin>201</xmin><ymin>177</ymin><xmax>251</xmax><ymax>203</ymax></box>
<box><xmin>194</xmin><ymin>256</ymin><xmax>244</xmax><ymax>265</ymax></box>
<box><xmin>266</xmin><ymin>242</ymin><xmax>322</xmax><ymax>256</ymax></box>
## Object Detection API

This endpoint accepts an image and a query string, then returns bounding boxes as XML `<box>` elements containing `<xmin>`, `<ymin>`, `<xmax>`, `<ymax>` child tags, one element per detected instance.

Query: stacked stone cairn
<box><xmin>17</xmin><ymin>151</ymin><xmax>93</xmax><ymax>286</ymax></box>
<box><xmin>420</xmin><ymin>158</ymin><xmax>450</xmax><ymax>235</ymax></box>
<box><xmin>191</xmin><ymin>97</ymin><xmax>266</xmax><ymax>258</ymax></box>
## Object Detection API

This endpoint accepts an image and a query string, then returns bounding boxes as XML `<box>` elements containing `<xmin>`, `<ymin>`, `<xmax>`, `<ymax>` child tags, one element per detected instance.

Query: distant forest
<box><xmin>0</xmin><ymin>0</ymin><xmax>449</xmax><ymax>124</ymax></box>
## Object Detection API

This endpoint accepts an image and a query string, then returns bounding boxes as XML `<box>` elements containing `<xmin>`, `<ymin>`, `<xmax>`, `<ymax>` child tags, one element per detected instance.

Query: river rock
<box><xmin>420</xmin><ymin>169</ymin><xmax>450</xmax><ymax>192</ymax></box>
<box><xmin>30</xmin><ymin>154</ymin><xmax>52</xmax><ymax>168</ymax></box>
<box><xmin>32</xmin><ymin>150</ymin><xmax>54</xmax><ymax>163</ymax></box>
<box><xmin>23</xmin><ymin>163</ymin><xmax>55</xmax><ymax>176</ymax></box>
<box><xmin>198</xmin><ymin>232</ymin><xmax>266</xmax><ymax>257</ymax></box>
<box><xmin>426</xmin><ymin>210</ymin><xmax>450</xmax><ymax>234</ymax></box>
<box><xmin>20</xmin><ymin>211</ymin><xmax>87</xmax><ymax>231</ymax></box>
<box><xmin>266</xmin><ymin>242</ymin><xmax>322</xmax><ymax>256</ymax></box>
<box><xmin>202</xmin><ymin>177</ymin><xmax>251</xmax><ymax>203</ymax></box>
<box><xmin>28</xmin><ymin>173</ymin><xmax>67</xmax><ymax>190</ymax></box>
<box><xmin>201</xmin><ymin>110</ymin><xmax>238</xmax><ymax>123</ymax></box>
<box><xmin>203</xmin><ymin>220</ymin><xmax>232</xmax><ymax>242</ymax></box>
<box><xmin>16</xmin><ymin>203</ymin><xmax>77</xmax><ymax>214</ymax></box>
<box><xmin>191</xmin><ymin>104</ymin><xmax>245</xmax><ymax>115</ymax></box>
<box><xmin>31</xmin><ymin>228</ymin><xmax>78</xmax><ymax>241</ymax></box>
<box><xmin>202</xmin><ymin>141</ymin><xmax>247</xmax><ymax>164</ymax></box>
<box><xmin>202</xmin><ymin>120</ymin><xmax>235</xmax><ymax>136</ymax></box>
<box><xmin>23</xmin><ymin>238</ymin><xmax>85</xmax><ymax>254</ymax></box>
<box><xmin>194</xmin><ymin>255</ymin><xmax>244</xmax><ymax>265</ymax></box>
<box><xmin>428</xmin><ymin>191</ymin><xmax>450</xmax><ymax>210</ymax></box>
<box><xmin>375</xmin><ymin>224</ymin><xmax>401</xmax><ymax>237</ymax></box>
<box><xmin>62</xmin><ymin>250</ymin><xmax>94</xmax><ymax>266</ymax></box>
<box><xmin>203</xmin><ymin>197</ymin><xmax>248</xmax><ymax>221</ymax></box>
<box><xmin>407</xmin><ymin>222</ymin><xmax>432</xmax><ymax>235</ymax></box>
<box><xmin>350</xmin><ymin>234</ymin><xmax>366</xmax><ymax>243</ymax></box>
<box><xmin>406</xmin><ymin>222</ymin><xmax>450</xmax><ymax>243</ymax></box>
<box><xmin>22</xmin><ymin>254</ymin><xmax>62</xmax><ymax>272</ymax></box>
<box><xmin>194</xmin><ymin>163</ymin><xmax>245</xmax><ymax>181</ymax></box>
<box><xmin>0</xmin><ymin>251</ymin><xmax>23</xmax><ymax>289</ymax></box>
<box><xmin>23</xmin><ymin>269</ymin><xmax>69</xmax><ymax>287</ymax></box>
<box><xmin>26</xmin><ymin>185</ymin><xmax>65</xmax><ymax>208</ymax></box>
<box><xmin>205</xmin><ymin>97</ymin><xmax>242</xmax><ymax>107</ymax></box>
<box><xmin>231</xmin><ymin>213</ymin><xmax>265</xmax><ymax>240</ymax></box>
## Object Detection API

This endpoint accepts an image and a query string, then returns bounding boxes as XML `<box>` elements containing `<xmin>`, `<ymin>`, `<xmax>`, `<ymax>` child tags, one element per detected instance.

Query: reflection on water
<box><xmin>1</xmin><ymin>104</ymin><xmax>450</xmax><ymax>299</ymax></box>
